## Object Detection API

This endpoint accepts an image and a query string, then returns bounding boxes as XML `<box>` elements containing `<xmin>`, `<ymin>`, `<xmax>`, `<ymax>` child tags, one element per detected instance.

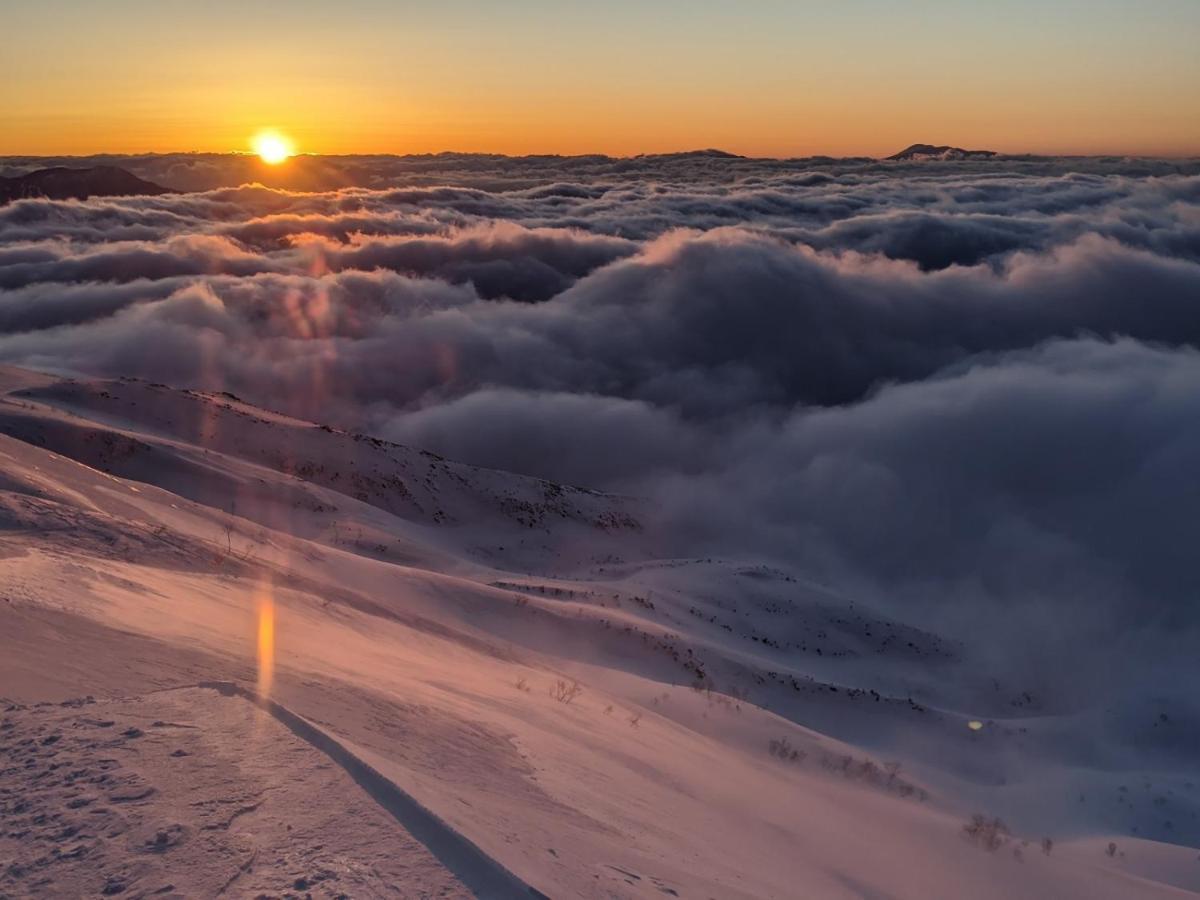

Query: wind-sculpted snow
<box><xmin>2</xmin><ymin>152</ymin><xmax>1200</xmax><ymax>732</ymax></box>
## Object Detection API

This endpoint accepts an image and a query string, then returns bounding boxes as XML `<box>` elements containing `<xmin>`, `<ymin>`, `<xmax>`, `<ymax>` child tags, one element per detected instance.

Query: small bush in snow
<box><xmin>768</xmin><ymin>737</ymin><xmax>806</xmax><ymax>763</ymax></box>
<box><xmin>814</xmin><ymin>752</ymin><xmax>926</xmax><ymax>800</ymax></box>
<box><xmin>549</xmin><ymin>679</ymin><xmax>583</xmax><ymax>704</ymax></box>
<box><xmin>962</xmin><ymin>814</ymin><xmax>1011</xmax><ymax>852</ymax></box>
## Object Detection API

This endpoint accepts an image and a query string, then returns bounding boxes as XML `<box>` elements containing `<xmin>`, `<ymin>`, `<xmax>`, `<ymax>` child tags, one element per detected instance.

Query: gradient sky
<box><xmin>3</xmin><ymin>0</ymin><xmax>1199</xmax><ymax>157</ymax></box>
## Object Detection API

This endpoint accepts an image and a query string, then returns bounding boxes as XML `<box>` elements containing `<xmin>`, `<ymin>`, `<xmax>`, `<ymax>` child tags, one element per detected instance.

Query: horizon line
<box><xmin>4</xmin><ymin>147</ymin><xmax>1200</xmax><ymax>162</ymax></box>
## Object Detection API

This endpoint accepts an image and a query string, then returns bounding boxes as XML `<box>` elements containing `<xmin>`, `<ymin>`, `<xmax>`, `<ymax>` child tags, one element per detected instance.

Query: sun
<box><xmin>251</xmin><ymin>130</ymin><xmax>294</xmax><ymax>165</ymax></box>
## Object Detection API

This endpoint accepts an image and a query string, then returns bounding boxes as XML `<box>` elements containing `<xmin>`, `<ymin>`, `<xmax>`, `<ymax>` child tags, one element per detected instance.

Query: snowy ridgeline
<box><xmin>1</xmin><ymin>364</ymin><xmax>1197</xmax><ymax>899</ymax></box>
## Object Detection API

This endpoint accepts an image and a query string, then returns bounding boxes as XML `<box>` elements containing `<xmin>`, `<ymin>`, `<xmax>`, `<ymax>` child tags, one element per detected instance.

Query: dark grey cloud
<box><xmin>3</xmin><ymin>152</ymin><xmax>1200</xmax><ymax>725</ymax></box>
<box><xmin>378</xmin><ymin>336</ymin><xmax>1200</xmax><ymax>728</ymax></box>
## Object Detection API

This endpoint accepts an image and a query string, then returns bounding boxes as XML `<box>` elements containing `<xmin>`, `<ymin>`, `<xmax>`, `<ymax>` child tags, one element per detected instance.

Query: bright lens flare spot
<box><xmin>251</xmin><ymin>131</ymin><xmax>294</xmax><ymax>165</ymax></box>
<box><xmin>256</xmin><ymin>587</ymin><xmax>275</xmax><ymax>698</ymax></box>
<box><xmin>967</xmin><ymin>720</ymin><xmax>984</xmax><ymax>731</ymax></box>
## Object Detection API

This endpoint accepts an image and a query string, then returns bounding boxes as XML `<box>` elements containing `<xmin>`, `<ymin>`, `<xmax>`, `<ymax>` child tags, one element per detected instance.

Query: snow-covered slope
<box><xmin>1</xmin><ymin>365</ymin><xmax>1196</xmax><ymax>898</ymax></box>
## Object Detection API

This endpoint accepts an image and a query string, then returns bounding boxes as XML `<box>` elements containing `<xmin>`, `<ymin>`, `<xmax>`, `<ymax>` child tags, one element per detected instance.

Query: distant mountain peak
<box><xmin>0</xmin><ymin>165</ymin><xmax>174</xmax><ymax>204</ymax></box>
<box><xmin>885</xmin><ymin>143</ymin><xmax>997</xmax><ymax>161</ymax></box>
<box><xmin>636</xmin><ymin>148</ymin><xmax>746</xmax><ymax>161</ymax></box>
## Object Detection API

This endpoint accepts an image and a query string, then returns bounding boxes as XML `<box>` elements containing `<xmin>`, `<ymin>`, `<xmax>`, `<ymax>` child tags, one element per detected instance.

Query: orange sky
<box><xmin>3</xmin><ymin>1</ymin><xmax>1198</xmax><ymax>158</ymax></box>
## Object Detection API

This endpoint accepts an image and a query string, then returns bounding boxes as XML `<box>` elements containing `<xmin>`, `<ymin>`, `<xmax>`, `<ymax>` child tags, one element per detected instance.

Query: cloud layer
<box><xmin>3</xmin><ymin>151</ymin><xmax>1200</xmax><ymax>707</ymax></box>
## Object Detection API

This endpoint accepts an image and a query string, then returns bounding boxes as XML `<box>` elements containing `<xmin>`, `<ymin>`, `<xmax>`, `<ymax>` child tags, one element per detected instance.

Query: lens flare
<box><xmin>256</xmin><ymin>585</ymin><xmax>275</xmax><ymax>698</ymax></box>
<box><xmin>251</xmin><ymin>130</ymin><xmax>294</xmax><ymax>164</ymax></box>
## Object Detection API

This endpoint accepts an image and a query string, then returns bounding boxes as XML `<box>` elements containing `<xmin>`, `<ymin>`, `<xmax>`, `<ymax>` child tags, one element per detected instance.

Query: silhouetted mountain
<box><xmin>642</xmin><ymin>149</ymin><xmax>746</xmax><ymax>160</ymax></box>
<box><xmin>0</xmin><ymin>166</ymin><xmax>174</xmax><ymax>203</ymax></box>
<box><xmin>886</xmin><ymin>144</ymin><xmax>997</xmax><ymax>161</ymax></box>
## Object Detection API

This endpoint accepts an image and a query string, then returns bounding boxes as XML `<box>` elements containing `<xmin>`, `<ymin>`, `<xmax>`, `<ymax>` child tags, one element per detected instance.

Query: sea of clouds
<box><xmin>3</xmin><ymin>151</ymin><xmax>1199</xmax><ymax>718</ymax></box>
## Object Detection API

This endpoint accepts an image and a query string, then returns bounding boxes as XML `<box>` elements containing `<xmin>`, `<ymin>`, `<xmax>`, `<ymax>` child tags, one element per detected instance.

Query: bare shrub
<box><xmin>701</xmin><ymin>684</ymin><xmax>743</xmax><ymax>714</ymax></box>
<box><xmin>963</xmin><ymin>814</ymin><xmax>1012</xmax><ymax>852</ymax></box>
<box><xmin>816</xmin><ymin>752</ymin><xmax>925</xmax><ymax>800</ymax></box>
<box><xmin>514</xmin><ymin>677</ymin><xmax>530</xmax><ymax>693</ymax></box>
<box><xmin>1105</xmin><ymin>841</ymin><xmax>1117</xmax><ymax>858</ymax></box>
<box><xmin>768</xmin><ymin>737</ymin><xmax>806</xmax><ymax>763</ymax></box>
<box><xmin>1041</xmin><ymin>837</ymin><xmax>1053</xmax><ymax>856</ymax></box>
<box><xmin>212</xmin><ymin>502</ymin><xmax>260</xmax><ymax>568</ymax></box>
<box><xmin>628</xmin><ymin>712</ymin><xmax>642</xmax><ymax>728</ymax></box>
<box><xmin>549</xmin><ymin>679</ymin><xmax>583</xmax><ymax>704</ymax></box>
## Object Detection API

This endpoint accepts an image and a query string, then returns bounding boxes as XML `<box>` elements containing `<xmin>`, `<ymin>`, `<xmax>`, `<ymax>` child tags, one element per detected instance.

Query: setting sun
<box><xmin>251</xmin><ymin>130</ymin><xmax>294</xmax><ymax>164</ymax></box>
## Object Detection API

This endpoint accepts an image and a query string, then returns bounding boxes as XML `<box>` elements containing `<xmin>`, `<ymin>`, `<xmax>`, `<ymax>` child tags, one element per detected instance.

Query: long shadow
<box><xmin>199</xmin><ymin>681</ymin><xmax>548</xmax><ymax>900</ymax></box>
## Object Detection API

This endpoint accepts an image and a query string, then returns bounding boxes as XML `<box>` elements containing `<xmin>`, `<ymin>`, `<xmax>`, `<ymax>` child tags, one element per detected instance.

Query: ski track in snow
<box><xmin>0</xmin><ymin>687</ymin><xmax>473</xmax><ymax>899</ymax></box>
<box><xmin>196</xmin><ymin>680</ymin><xmax>546</xmax><ymax>900</ymax></box>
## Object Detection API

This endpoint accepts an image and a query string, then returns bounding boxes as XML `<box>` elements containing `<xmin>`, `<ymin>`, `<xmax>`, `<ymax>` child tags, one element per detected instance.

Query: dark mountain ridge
<box><xmin>886</xmin><ymin>143</ymin><xmax>998</xmax><ymax>161</ymax></box>
<box><xmin>0</xmin><ymin>165</ymin><xmax>174</xmax><ymax>204</ymax></box>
